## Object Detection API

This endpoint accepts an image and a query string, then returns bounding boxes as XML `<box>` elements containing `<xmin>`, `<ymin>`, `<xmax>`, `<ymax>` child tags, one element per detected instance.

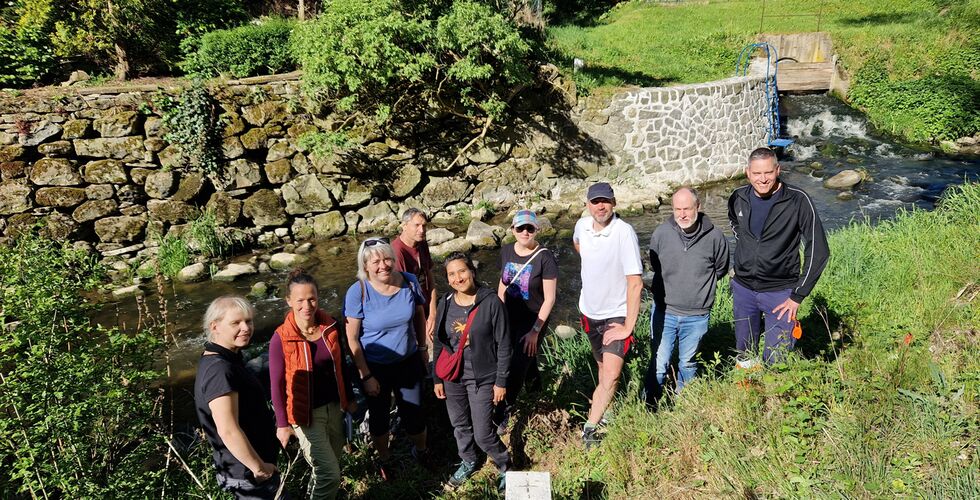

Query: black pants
<box><xmin>443</xmin><ymin>379</ymin><xmax>509</xmax><ymax>471</ymax></box>
<box><xmin>366</xmin><ymin>351</ymin><xmax>427</xmax><ymax>436</ymax></box>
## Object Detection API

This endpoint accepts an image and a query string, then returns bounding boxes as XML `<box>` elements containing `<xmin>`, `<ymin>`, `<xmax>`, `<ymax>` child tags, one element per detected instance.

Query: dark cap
<box><xmin>587</xmin><ymin>182</ymin><xmax>615</xmax><ymax>201</ymax></box>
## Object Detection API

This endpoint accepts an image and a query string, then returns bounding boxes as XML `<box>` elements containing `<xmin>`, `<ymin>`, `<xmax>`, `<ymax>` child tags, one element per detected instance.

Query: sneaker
<box><xmin>495</xmin><ymin>413</ymin><xmax>510</xmax><ymax>436</ymax></box>
<box><xmin>582</xmin><ymin>426</ymin><xmax>602</xmax><ymax>450</ymax></box>
<box><xmin>598</xmin><ymin>410</ymin><xmax>613</xmax><ymax>429</ymax></box>
<box><xmin>498</xmin><ymin>473</ymin><xmax>507</xmax><ymax>494</ymax></box>
<box><xmin>447</xmin><ymin>460</ymin><xmax>477</xmax><ymax>488</ymax></box>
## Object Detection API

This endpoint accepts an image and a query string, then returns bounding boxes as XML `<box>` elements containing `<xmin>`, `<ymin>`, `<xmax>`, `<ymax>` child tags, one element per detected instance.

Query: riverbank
<box><xmin>547</xmin><ymin>0</ymin><xmax>979</xmax><ymax>147</ymax></box>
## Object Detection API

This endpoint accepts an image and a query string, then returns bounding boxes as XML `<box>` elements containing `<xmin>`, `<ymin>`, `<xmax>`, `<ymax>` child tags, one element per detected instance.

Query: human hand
<box><xmin>252</xmin><ymin>461</ymin><xmax>277</xmax><ymax>483</ymax></box>
<box><xmin>275</xmin><ymin>426</ymin><xmax>295</xmax><ymax>449</ymax></box>
<box><xmin>772</xmin><ymin>298</ymin><xmax>800</xmax><ymax>322</ymax></box>
<box><xmin>364</xmin><ymin>377</ymin><xmax>381</xmax><ymax>397</ymax></box>
<box><xmin>492</xmin><ymin>385</ymin><xmax>506</xmax><ymax>404</ymax></box>
<box><xmin>602</xmin><ymin>322</ymin><xmax>631</xmax><ymax>345</ymax></box>
<box><xmin>521</xmin><ymin>330</ymin><xmax>540</xmax><ymax>356</ymax></box>
<box><xmin>426</xmin><ymin>316</ymin><xmax>436</xmax><ymax>340</ymax></box>
<box><xmin>434</xmin><ymin>383</ymin><xmax>446</xmax><ymax>399</ymax></box>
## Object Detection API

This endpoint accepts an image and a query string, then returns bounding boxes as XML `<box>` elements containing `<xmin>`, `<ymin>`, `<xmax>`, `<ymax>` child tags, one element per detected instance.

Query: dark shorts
<box><xmin>366</xmin><ymin>351</ymin><xmax>427</xmax><ymax>437</ymax></box>
<box><xmin>581</xmin><ymin>315</ymin><xmax>633</xmax><ymax>363</ymax></box>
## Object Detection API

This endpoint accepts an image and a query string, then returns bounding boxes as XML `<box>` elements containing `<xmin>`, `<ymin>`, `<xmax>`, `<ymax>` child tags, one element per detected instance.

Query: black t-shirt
<box><xmin>499</xmin><ymin>244</ymin><xmax>558</xmax><ymax>328</ymax></box>
<box><xmin>749</xmin><ymin>186</ymin><xmax>783</xmax><ymax>238</ymax></box>
<box><xmin>445</xmin><ymin>297</ymin><xmax>477</xmax><ymax>382</ymax></box>
<box><xmin>194</xmin><ymin>343</ymin><xmax>279</xmax><ymax>480</ymax></box>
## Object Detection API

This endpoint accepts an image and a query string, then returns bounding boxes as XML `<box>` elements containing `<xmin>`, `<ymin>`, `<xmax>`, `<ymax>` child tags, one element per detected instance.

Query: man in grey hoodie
<box><xmin>645</xmin><ymin>187</ymin><xmax>729</xmax><ymax>404</ymax></box>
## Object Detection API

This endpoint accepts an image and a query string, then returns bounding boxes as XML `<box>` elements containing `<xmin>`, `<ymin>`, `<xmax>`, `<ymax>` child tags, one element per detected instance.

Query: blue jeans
<box><xmin>645</xmin><ymin>303</ymin><xmax>709</xmax><ymax>400</ymax></box>
<box><xmin>731</xmin><ymin>279</ymin><xmax>796</xmax><ymax>364</ymax></box>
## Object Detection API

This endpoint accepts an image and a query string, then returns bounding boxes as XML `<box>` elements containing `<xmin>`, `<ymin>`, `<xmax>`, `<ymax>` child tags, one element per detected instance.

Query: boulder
<box><xmin>147</xmin><ymin>200</ymin><xmax>200</xmax><ymax>223</ymax></box>
<box><xmin>158</xmin><ymin>145</ymin><xmax>183</xmax><ymax>170</ymax></box>
<box><xmin>269</xmin><ymin>252</ymin><xmax>308</xmax><ymax>271</ymax></box>
<box><xmin>465</xmin><ymin>220</ymin><xmax>500</xmax><ymax>248</ymax></box>
<box><xmin>72</xmin><ymin>199</ymin><xmax>118</xmax><ymax>222</ymax></box>
<box><xmin>206</xmin><ymin>191</ymin><xmax>243</xmax><ymax>226</ymax></box>
<box><xmin>823</xmin><ymin>169</ymin><xmax>864</xmax><ymax>190</ymax></box>
<box><xmin>61</xmin><ymin>119</ymin><xmax>91</xmax><ymax>139</ymax></box>
<box><xmin>242</xmin><ymin>101</ymin><xmax>289</xmax><ymax>127</ymax></box>
<box><xmin>340</xmin><ymin>179</ymin><xmax>372</xmax><ymax>208</ymax></box>
<box><xmin>421</xmin><ymin>177</ymin><xmax>471</xmax><ymax>208</ymax></box>
<box><xmin>266</xmin><ymin>140</ymin><xmax>294</xmax><ymax>162</ymax></box>
<box><xmin>18</xmin><ymin>121</ymin><xmax>61</xmax><ymax>146</ymax></box>
<box><xmin>295</xmin><ymin>242</ymin><xmax>313</xmax><ymax>254</ymax></box>
<box><xmin>94</xmin><ymin>110</ymin><xmax>140</xmax><ymax>137</ymax></box>
<box><xmin>95</xmin><ymin>216</ymin><xmax>146</xmax><ymax>243</ymax></box>
<box><xmin>249</xmin><ymin>281</ymin><xmax>269</xmax><ymax>298</ymax></box>
<box><xmin>82</xmin><ymin>159</ymin><xmax>127</xmax><ymax>184</ymax></box>
<box><xmin>176</xmin><ymin>262</ymin><xmax>207</xmax><ymax>283</ymax></box>
<box><xmin>0</xmin><ymin>145</ymin><xmax>24</xmax><ymax>162</ymax></box>
<box><xmin>240</xmin><ymin>128</ymin><xmax>269</xmax><ymax>150</ymax></box>
<box><xmin>37</xmin><ymin>140</ymin><xmax>73</xmax><ymax>156</ymax></box>
<box><xmin>0</xmin><ymin>132</ymin><xmax>13</xmax><ymax>145</ymax></box>
<box><xmin>30</xmin><ymin>158</ymin><xmax>81</xmax><ymax>186</ymax></box>
<box><xmin>222</xmin><ymin>136</ymin><xmax>245</xmax><ymax>159</ymax></box>
<box><xmin>264</xmin><ymin>159</ymin><xmax>292</xmax><ymax>184</ymax></box>
<box><xmin>212</xmin><ymin>263</ymin><xmax>257</xmax><ymax>282</ymax></box>
<box><xmin>144</xmin><ymin>116</ymin><xmax>163</xmax><ymax>137</ymax></box>
<box><xmin>112</xmin><ymin>284</ymin><xmax>143</xmax><ymax>299</ymax></box>
<box><xmin>227</xmin><ymin>159</ymin><xmax>262</xmax><ymax>189</ymax></box>
<box><xmin>311</xmin><ymin>211</ymin><xmax>346</xmax><ymax>239</ymax></box>
<box><xmin>130</xmin><ymin>167</ymin><xmax>155</xmax><ymax>186</ymax></box>
<box><xmin>1</xmin><ymin>161</ymin><xmax>26</xmax><ymax>180</ymax></box>
<box><xmin>222</xmin><ymin>112</ymin><xmax>245</xmax><ymax>137</ymax></box>
<box><xmin>35</xmin><ymin>187</ymin><xmax>87</xmax><ymax>207</ymax></box>
<box><xmin>392</xmin><ymin>165</ymin><xmax>423</xmax><ymax>197</ymax></box>
<box><xmin>0</xmin><ymin>181</ymin><xmax>32</xmax><ymax>214</ymax></box>
<box><xmin>426</xmin><ymin>227</ymin><xmax>456</xmax><ymax>246</ymax></box>
<box><xmin>554</xmin><ymin>325</ymin><xmax>576</xmax><ymax>339</ymax></box>
<box><xmin>144</xmin><ymin>170</ymin><xmax>175</xmax><ymax>199</ymax></box>
<box><xmin>85</xmin><ymin>184</ymin><xmax>115</xmax><ymax>200</ymax></box>
<box><xmin>356</xmin><ymin>201</ymin><xmax>397</xmax><ymax>233</ymax></box>
<box><xmin>429</xmin><ymin>238</ymin><xmax>473</xmax><ymax>259</ymax></box>
<box><xmin>172</xmin><ymin>172</ymin><xmax>205</xmax><ymax>202</ymax></box>
<box><xmin>243</xmin><ymin>189</ymin><xmax>288</xmax><ymax>226</ymax></box>
<box><xmin>282</xmin><ymin>174</ymin><xmax>338</xmax><ymax>214</ymax></box>
<box><xmin>291</xmin><ymin>217</ymin><xmax>314</xmax><ymax>240</ymax></box>
<box><xmin>73</xmin><ymin>137</ymin><xmax>145</xmax><ymax>161</ymax></box>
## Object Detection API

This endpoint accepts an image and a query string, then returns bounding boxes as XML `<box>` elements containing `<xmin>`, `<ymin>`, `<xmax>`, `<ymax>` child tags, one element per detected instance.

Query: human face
<box><xmin>286</xmin><ymin>283</ymin><xmax>318</xmax><ymax>324</ymax></box>
<box><xmin>512</xmin><ymin>224</ymin><xmax>537</xmax><ymax>247</ymax></box>
<box><xmin>209</xmin><ymin>307</ymin><xmax>253</xmax><ymax>352</ymax></box>
<box><xmin>446</xmin><ymin>259</ymin><xmax>477</xmax><ymax>295</ymax></box>
<box><xmin>587</xmin><ymin>197</ymin><xmax>616</xmax><ymax>225</ymax></box>
<box><xmin>746</xmin><ymin>157</ymin><xmax>781</xmax><ymax>197</ymax></box>
<box><xmin>365</xmin><ymin>251</ymin><xmax>395</xmax><ymax>283</ymax></box>
<box><xmin>400</xmin><ymin>214</ymin><xmax>427</xmax><ymax>245</ymax></box>
<box><xmin>671</xmin><ymin>190</ymin><xmax>700</xmax><ymax>230</ymax></box>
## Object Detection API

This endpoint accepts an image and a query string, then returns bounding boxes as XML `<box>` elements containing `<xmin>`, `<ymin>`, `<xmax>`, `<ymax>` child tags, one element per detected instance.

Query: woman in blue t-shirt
<box><xmin>344</xmin><ymin>237</ymin><xmax>430</xmax><ymax>480</ymax></box>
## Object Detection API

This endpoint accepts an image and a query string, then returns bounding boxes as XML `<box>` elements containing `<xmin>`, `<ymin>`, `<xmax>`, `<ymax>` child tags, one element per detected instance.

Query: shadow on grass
<box><xmin>546</xmin><ymin>0</ymin><xmax>622</xmax><ymax>27</ymax></box>
<box><xmin>836</xmin><ymin>12</ymin><xmax>918</xmax><ymax>27</ymax></box>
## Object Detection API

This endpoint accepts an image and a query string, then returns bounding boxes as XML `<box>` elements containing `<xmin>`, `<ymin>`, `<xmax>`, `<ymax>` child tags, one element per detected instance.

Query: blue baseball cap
<box><xmin>512</xmin><ymin>210</ymin><xmax>539</xmax><ymax>228</ymax></box>
<box><xmin>587</xmin><ymin>182</ymin><xmax>615</xmax><ymax>201</ymax></box>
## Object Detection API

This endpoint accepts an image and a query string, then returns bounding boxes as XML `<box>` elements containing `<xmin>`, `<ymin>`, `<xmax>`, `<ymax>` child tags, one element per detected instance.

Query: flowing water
<box><xmin>96</xmin><ymin>94</ymin><xmax>979</xmax><ymax>394</ymax></box>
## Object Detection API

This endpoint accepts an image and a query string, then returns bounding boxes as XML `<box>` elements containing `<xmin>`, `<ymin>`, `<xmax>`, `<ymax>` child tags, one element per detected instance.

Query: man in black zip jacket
<box><xmin>728</xmin><ymin>147</ymin><xmax>829</xmax><ymax>364</ymax></box>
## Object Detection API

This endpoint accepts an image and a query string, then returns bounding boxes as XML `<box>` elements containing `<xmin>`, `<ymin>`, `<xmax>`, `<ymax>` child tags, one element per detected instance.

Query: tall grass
<box><xmin>522</xmin><ymin>182</ymin><xmax>979</xmax><ymax>497</ymax></box>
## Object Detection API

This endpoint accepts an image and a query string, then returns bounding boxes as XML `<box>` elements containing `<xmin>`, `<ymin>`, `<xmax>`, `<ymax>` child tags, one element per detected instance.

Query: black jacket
<box><xmin>728</xmin><ymin>181</ymin><xmax>830</xmax><ymax>302</ymax></box>
<box><xmin>432</xmin><ymin>286</ymin><xmax>512</xmax><ymax>387</ymax></box>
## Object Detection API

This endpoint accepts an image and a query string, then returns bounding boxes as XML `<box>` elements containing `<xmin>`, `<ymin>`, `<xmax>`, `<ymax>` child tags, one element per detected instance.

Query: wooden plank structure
<box><xmin>759</xmin><ymin>33</ymin><xmax>844</xmax><ymax>93</ymax></box>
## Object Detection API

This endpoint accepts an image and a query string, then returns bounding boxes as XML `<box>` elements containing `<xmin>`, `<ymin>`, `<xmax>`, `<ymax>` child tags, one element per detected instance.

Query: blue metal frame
<box><xmin>737</xmin><ymin>42</ymin><xmax>794</xmax><ymax>148</ymax></box>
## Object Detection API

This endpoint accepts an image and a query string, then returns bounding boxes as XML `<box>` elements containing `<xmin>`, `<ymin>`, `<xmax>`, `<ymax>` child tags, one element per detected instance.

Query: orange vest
<box><xmin>275</xmin><ymin>309</ymin><xmax>350</xmax><ymax>426</ymax></box>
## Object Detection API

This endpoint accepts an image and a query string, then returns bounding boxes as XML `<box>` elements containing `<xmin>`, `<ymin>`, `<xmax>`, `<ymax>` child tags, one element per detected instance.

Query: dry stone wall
<box><xmin>0</xmin><ymin>73</ymin><xmax>769</xmax><ymax>263</ymax></box>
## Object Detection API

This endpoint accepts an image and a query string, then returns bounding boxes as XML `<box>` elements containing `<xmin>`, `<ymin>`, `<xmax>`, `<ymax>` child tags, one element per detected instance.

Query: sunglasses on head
<box><xmin>515</xmin><ymin>225</ymin><xmax>536</xmax><ymax>234</ymax></box>
<box><xmin>363</xmin><ymin>237</ymin><xmax>389</xmax><ymax>247</ymax></box>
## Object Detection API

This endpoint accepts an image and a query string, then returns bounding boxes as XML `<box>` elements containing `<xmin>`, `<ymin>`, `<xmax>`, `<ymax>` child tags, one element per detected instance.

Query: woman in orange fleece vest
<box><xmin>269</xmin><ymin>269</ymin><xmax>355</xmax><ymax>499</ymax></box>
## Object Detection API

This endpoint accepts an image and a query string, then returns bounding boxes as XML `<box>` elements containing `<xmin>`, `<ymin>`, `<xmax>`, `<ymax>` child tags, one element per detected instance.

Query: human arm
<box><xmin>209</xmin><ymin>393</ymin><xmax>277</xmax><ymax>481</ymax></box>
<box><xmin>431</xmin><ymin>297</ymin><xmax>446</xmax><ymax>386</ymax></box>
<box><xmin>413</xmin><ymin>304</ymin><xmax>429</xmax><ymax>366</ymax></box>
<box><xmin>492</xmin><ymin>297</ymin><xmax>512</xmax><ymax>390</ymax></box>
<box><xmin>268</xmin><ymin>334</ymin><xmax>294</xmax><ymax>447</ymax></box>
<box><xmin>603</xmin><ymin>274</ymin><xmax>643</xmax><ymax>344</ymax></box>
<box><xmin>790</xmin><ymin>193</ymin><xmax>830</xmax><ymax>303</ymax></box>
<box><xmin>523</xmin><ymin>277</ymin><xmax>556</xmax><ymax>356</ymax></box>
<box><xmin>426</xmin><ymin>266</ymin><xmax>437</xmax><ymax>339</ymax></box>
<box><xmin>344</xmin><ymin>316</ymin><xmax>379</xmax><ymax>396</ymax></box>
<box><xmin>715</xmin><ymin>232</ymin><xmax>731</xmax><ymax>281</ymax></box>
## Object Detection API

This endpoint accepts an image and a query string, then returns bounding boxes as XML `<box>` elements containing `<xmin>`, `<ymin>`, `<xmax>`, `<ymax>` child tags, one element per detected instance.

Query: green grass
<box><xmin>547</xmin><ymin>0</ymin><xmax>979</xmax><ymax>143</ymax></box>
<box><xmin>519</xmin><ymin>182</ymin><xmax>980</xmax><ymax>497</ymax></box>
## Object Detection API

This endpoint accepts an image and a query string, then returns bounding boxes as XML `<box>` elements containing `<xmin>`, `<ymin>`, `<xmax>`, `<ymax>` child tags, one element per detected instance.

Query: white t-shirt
<box><xmin>573</xmin><ymin>215</ymin><xmax>643</xmax><ymax>319</ymax></box>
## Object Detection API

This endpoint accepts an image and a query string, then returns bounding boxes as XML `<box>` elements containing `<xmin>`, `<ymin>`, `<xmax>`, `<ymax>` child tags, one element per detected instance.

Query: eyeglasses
<box><xmin>515</xmin><ymin>225</ymin><xmax>537</xmax><ymax>234</ymax></box>
<box><xmin>363</xmin><ymin>238</ymin><xmax>389</xmax><ymax>247</ymax></box>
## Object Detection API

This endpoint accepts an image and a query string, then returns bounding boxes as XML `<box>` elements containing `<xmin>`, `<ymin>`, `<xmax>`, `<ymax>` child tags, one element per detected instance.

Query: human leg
<box><xmin>443</xmin><ymin>379</ymin><xmax>479</xmax><ymax>465</ymax></box>
<box><xmin>675</xmin><ymin>313</ymin><xmax>710</xmax><ymax>392</ymax></box>
<box><xmin>392</xmin><ymin>352</ymin><xmax>428</xmax><ymax>451</ymax></box>
<box><xmin>292</xmin><ymin>404</ymin><xmax>342</xmax><ymax>499</ymax></box>
<box><xmin>758</xmin><ymin>289</ymin><xmax>796</xmax><ymax>364</ymax></box>
<box><xmin>466</xmin><ymin>382</ymin><xmax>510</xmax><ymax>472</ymax></box>
<box><xmin>732</xmin><ymin>279</ymin><xmax>762</xmax><ymax>356</ymax></box>
<box><xmin>587</xmin><ymin>350</ymin><xmax>626</xmax><ymax>425</ymax></box>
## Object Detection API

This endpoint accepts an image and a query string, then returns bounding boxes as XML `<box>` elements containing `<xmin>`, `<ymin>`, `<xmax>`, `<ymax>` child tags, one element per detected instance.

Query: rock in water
<box><xmin>823</xmin><ymin>169</ymin><xmax>863</xmax><ymax>190</ymax></box>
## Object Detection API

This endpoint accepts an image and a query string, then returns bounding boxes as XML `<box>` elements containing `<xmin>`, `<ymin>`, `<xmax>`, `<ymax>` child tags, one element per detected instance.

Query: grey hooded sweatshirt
<box><xmin>648</xmin><ymin>213</ymin><xmax>730</xmax><ymax>316</ymax></box>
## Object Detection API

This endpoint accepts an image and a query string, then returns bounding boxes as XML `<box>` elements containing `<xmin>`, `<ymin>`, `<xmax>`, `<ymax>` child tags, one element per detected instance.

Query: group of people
<box><xmin>193</xmin><ymin>147</ymin><xmax>829</xmax><ymax>498</ymax></box>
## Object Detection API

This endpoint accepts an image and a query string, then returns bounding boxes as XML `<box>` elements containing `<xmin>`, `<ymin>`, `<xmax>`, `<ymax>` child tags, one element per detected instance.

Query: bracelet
<box><xmin>362</xmin><ymin>373</ymin><xmax>374</xmax><ymax>382</ymax></box>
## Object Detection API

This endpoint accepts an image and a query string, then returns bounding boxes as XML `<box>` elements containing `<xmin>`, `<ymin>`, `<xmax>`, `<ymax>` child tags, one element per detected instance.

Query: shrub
<box><xmin>181</xmin><ymin>17</ymin><xmax>297</xmax><ymax>78</ymax></box>
<box><xmin>161</xmin><ymin>80</ymin><xmax>223</xmax><ymax>178</ymax></box>
<box><xmin>0</xmin><ymin>231</ymin><xmax>165</xmax><ymax>496</ymax></box>
<box><xmin>0</xmin><ymin>0</ymin><xmax>57</xmax><ymax>86</ymax></box>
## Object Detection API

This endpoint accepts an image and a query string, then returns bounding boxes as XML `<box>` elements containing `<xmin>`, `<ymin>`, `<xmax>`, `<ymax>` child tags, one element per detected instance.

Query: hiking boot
<box><xmin>498</xmin><ymin>472</ymin><xmax>507</xmax><ymax>494</ymax></box>
<box><xmin>495</xmin><ymin>413</ymin><xmax>510</xmax><ymax>436</ymax></box>
<box><xmin>447</xmin><ymin>460</ymin><xmax>477</xmax><ymax>488</ymax></box>
<box><xmin>582</xmin><ymin>426</ymin><xmax>602</xmax><ymax>450</ymax></box>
